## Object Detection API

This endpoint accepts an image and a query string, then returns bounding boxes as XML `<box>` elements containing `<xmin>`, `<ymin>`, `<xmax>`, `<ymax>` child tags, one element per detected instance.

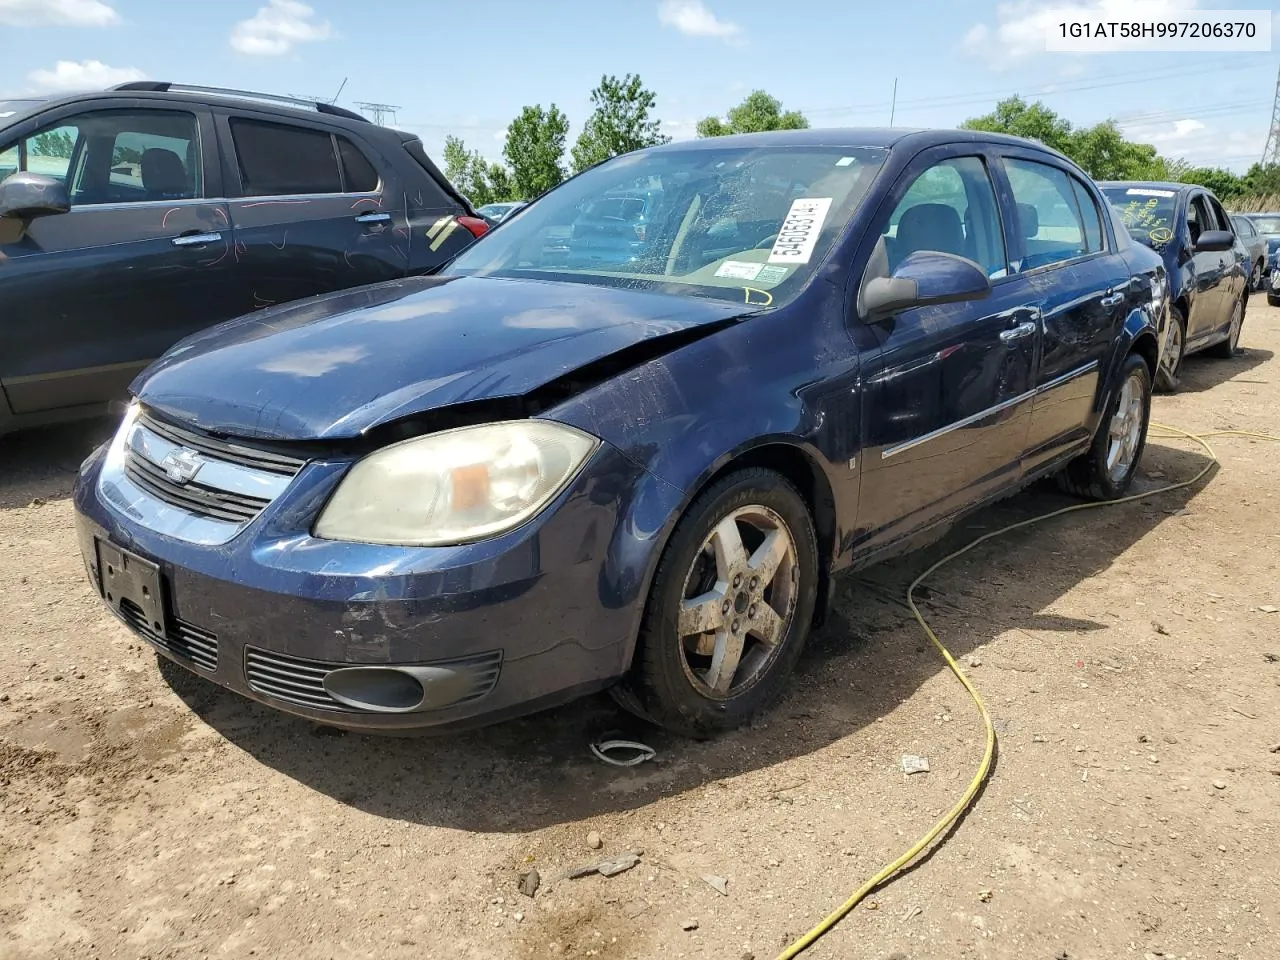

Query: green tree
<box><xmin>1240</xmin><ymin>162</ymin><xmax>1280</xmax><ymax>197</ymax></box>
<box><xmin>1066</xmin><ymin>120</ymin><xmax>1162</xmax><ymax>181</ymax></box>
<box><xmin>1177</xmin><ymin>166</ymin><xmax>1243</xmax><ymax>200</ymax></box>
<box><xmin>570</xmin><ymin>73</ymin><xmax>669</xmax><ymax>173</ymax></box>
<box><xmin>31</xmin><ymin>129</ymin><xmax>75</xmax><ymax>158</ymax></box>
<box><xmin>503</xmin><ymin>104</ymin><xmax>570</xmax><ymax>199</ymax></box>
<box><xmin>961</xmin><ymin>96</ymin><xmax>1073</xmax><ymax>154</ymax></box>
<box><xmin>442</xmin><ymin>134</ymin><xmax>518</xmax><ymax>206</ymax></box>
<box><xmin>696</xmin><ymin>90</ymin><xmax>808</xmax><ymax>138</ymax></box>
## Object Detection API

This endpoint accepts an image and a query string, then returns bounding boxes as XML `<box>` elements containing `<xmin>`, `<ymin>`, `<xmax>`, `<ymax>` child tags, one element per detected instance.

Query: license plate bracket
<box><xmin>95</xmin><ymin>539</ymin><xmax>168</xmax><ymax>638</ymax></box>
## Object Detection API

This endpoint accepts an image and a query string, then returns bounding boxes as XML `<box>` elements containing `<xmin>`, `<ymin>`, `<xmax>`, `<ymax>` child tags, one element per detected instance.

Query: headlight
<box><xmin>314</xmin><ymin>420</ymin><xmax>600</xmax><ymax>546</ymax></box>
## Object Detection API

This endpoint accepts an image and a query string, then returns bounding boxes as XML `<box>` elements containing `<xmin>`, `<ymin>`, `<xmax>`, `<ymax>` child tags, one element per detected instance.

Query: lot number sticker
<box><xmin>1126</xmin><ymin>188</ymin><xmax>1175</xmax><ymax>198</ymax></box>
<box><xmin>715</xmin><ymin>260</ymin><xmax>764</xmax><ymax>280</ymax></box>
<box><xmin>769</xmin><ymin>198</ymin><xmax>832</xmax><ymax>265</ymax></box>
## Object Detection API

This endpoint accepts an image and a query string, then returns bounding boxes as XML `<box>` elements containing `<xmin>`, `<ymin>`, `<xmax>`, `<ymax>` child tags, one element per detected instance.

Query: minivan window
<box><xmin>446</xmin><ymin>145</ymin><xmax>888</xmax><ymax>308</ymax></box>
<box><xmin>6</xmin><ymin>111</ymin><xmax>201</xmax><ymax>204</ymax></box>
<box><xmin>337</xmin><ymin>136</ymin><xmax>378</xmax><ymax>193</ymax></box>
<box><xmin>231</xmin><ymin>119</ymin><xmax>342</xmax><ymax>196</ymax></box>
<box><xmin>1004</xmin><ymin>158</ymin><xmax>1087</xmax><ymax>271</ymax></box>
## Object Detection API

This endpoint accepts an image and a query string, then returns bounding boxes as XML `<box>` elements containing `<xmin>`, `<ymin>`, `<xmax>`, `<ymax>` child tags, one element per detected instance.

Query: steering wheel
<box><xmin>754</xmin><ymin>232</ymin><xmax>778</xmax><ymax>250</ymax></box>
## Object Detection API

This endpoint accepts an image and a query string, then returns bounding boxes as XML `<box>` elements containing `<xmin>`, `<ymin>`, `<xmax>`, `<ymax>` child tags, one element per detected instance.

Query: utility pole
<box><xmin>355</xmin><ymin>101</ymin><xmax>401</xmax><ymax>126</ymax></box>
<box><xmin>1263</xmin><ymin>64</ymin><xmax>1280</xmax><ymax>167</ymax></box>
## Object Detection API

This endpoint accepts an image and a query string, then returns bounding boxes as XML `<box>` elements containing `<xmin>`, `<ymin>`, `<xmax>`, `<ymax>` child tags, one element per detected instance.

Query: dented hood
<box><xmin>133</xmin><ymin>275</ymin><xmax>751</xmax><ymax>441</ymax></box>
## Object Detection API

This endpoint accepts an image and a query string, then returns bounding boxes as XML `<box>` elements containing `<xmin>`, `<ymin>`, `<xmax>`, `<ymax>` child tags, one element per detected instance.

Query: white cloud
<box><xmin>662</xmin><ymin>117</ymin><xmax>701</xmax><ymax>142</ymax></box>
<box><xmin>230</xmin><ymin>0</ymin><xmax>333</xmax><ymax>57</ymax></box>
<box><xmin>964</xmin><ymin>0</ymin><xmax>1201</xmax><ymax>63</ymax></box>
<box><xmin>28</xmin><ymin>59</ymin><xmax>145</xmax><ymax>92</ymax></box>
<box><xmin>0</xmin><ymin>0</ymin><xmax>118</xmax><ymax>27</ymax></box>
<box><xmin>657</xmin><ymin>0</ymin><xmax>743</xmax><ymax>44</ymax></box>
<box><xmin>1120</xmin><ymin>116</ymin><xmax>1264</xmax><ymax>171</ymax></box>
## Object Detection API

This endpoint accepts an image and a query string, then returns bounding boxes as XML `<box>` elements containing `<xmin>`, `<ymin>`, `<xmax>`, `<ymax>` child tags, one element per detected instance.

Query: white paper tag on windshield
<box><xmin>0</xmin><ymin>112</ymin><xmax>14</xmax><ymax>119</ymax></box>
<box><xmin>1126</xmin><ymin>188</ymin><xmax>1175</xmax><ymax>198</ymax></box>
<box><xmin>715</xmin><ymin>260</ymin><xmax>763</xmax><ymax>280</ymax></box>
<box><xmin>769</xmin><ymin>197</ymin><xmax>832</xmax><ymax>265</ymax></box>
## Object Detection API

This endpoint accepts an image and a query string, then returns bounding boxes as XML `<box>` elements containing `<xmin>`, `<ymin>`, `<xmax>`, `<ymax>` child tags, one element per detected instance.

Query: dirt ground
<box><xmin>2</xmin><ymin>304</ymin><xmax>1278</xmax><ymax>960</ymax></box>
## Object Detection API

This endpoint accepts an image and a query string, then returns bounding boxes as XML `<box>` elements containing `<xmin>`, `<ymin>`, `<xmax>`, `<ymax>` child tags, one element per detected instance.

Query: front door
<box><xmin>0</xmin><ymin>105</ymin><xmax>236</xmax><ymax>415</ymax></box>
<box><xmin>1184</xmin><ymin>191</ymin><xmax>1227</xmax><ymax>340</ymax></box>
<box><xmin>855</xmin><ymin>151</ymin><xmax>1037</xmax><ymax>553</ymax></box>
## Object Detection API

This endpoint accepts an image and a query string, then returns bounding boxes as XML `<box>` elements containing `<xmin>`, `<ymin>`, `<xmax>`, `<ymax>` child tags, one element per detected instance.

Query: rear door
<box><xmin>856</xmin><ymin>148</ymin><xmax>1039</xmax><ymax>551</ymax></box>
<box><xmin>0</xmin><ymin>102</ymin><xmax>234</xmax><ymax>415</ymax></box>
<box><xmin>217</xmin><ymin>112</ymin><xmax>410</xmax><ymax>314</ymax></box>
<box><xmin>995</xmin><ymin>151</ymin><xmax>1128</xmax><ymax>471</ymax></box>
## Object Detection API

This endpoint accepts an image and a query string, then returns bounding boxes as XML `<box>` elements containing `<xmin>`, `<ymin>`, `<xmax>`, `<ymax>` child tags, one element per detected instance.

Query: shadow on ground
<box><xmin>1175</xmin><ymin>344</ymin><xmax>1272</xmax><ymax>394</ymax></box>
<box><xmin>145</xmin><ymin>438</ymin><xmax>1217</xmax><ymax>833</ymax></box>
<box><xmin>0</xmin><ymin>418</ymin><xmax>116</xmax><ymax>510</ymax></box>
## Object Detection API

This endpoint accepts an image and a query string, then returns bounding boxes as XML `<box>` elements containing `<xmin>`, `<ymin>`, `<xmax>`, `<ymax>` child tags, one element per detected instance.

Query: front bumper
<box><xmin>73</xmin><ymin>431</ymin><xmax>683</xmax><ymax>732</ymax></box>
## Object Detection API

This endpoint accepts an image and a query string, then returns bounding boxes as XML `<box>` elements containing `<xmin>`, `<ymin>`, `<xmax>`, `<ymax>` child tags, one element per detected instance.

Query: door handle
<box><xmin>355</xmin><ymin>212</ymin><xmax>392</xmax><ymax>224</ymax></box>
<box><xmin>999</xmin><ymin>321</ymin><xmax>1037</xmax><ymax>342</ymax></box>
<box><xmin>171</xmin><ymin>232</ymin><xmax>221</xmax><ymax>247</ymax></box>
<box><xmin>1099</xmin><ymin>290</ymin><xmax>1124</xmax><ymax>307</ymax></box>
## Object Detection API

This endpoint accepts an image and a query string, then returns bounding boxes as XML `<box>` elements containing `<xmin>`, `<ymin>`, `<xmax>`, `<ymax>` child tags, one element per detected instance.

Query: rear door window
<box><xmin>336</xmin><ymin>136</ymin><xmax>379</xmax><ymax>193</ymax></box>
<box><xmin>1070</xmin><ymin>176</ymin><xmax>1104</xmax><ymax>254</ymax></box>
<box><xmin>1003</xmin><ymin>158</ymin><xmax>1088</xmax><ymax>271</ymax></box>
<box><xmin>230</xmin><ymin>119</ymin><xmax>342</xmax><ymax>196</ymax></box>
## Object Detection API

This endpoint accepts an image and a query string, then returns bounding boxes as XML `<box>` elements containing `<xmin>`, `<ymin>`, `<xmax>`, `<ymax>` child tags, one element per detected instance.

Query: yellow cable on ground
<box><xmin>776</xmin><ymin>421</ymin><xmax>1280</xmax><ymax>959</ymax></box>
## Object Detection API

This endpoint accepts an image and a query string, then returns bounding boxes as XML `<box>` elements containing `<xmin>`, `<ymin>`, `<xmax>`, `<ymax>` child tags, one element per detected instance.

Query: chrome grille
<box><xmin>118</xmin><ymin>598</ymin><xmax>219</xmax><ymax>672</ymax></box>
<box><xmin>245</xmin><ymin>647</ymin><xmax>504</xmax><ymax>713</ymax></box>
<box><xmin>138</xmin><ymin>411</ymin><xmax>306</xmax><ymax>475</ymax></box>
<box><xmin>119</xmin><ymin>409</ymin><xmax>305</xmax><ymax>526</ymax></box>
<box><xmin>124</xmin><ymin>453</ymin><xmax>270</xmax><ymax>522</ymax></box>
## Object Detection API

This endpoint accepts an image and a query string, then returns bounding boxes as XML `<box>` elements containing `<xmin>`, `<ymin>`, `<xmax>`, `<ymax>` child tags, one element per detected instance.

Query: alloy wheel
<box><xmin>676</xmin><ymin>505</ymin><xmax>799</xmax><ymax>699</ymax></box>
<box><xmin>1161</xmin><ymin>318</ymin><xmax>1183</xmax><ymax>384</ymax></box>
<box><xmin>1106</xmin><ymin>370</ymin><xmax>1147</xmax><ymax>484</ymax></box>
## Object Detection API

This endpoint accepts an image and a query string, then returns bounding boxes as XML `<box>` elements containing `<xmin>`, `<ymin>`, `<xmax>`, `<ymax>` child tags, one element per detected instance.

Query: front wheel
<box><xmin>616</xmin><ymin>468</ymin><xmax>818</xmax><ymax>737</ymax></box>
<box><xmin>1056</xmin><ymin>352</ymin><xmax>1152</xmax><ymax>501</ymax></box>
<box><xmin>1207</xmin><ymin>295</ymin><xmax>1244</xmax><ymax>359</ymax></box>
<box><xmin>1250</xmin><ymin>259</ymin><xmax>1265</xmax><ymax>292</ymax></box>
<box><xmin>1155</xmin><ymin>306</ymin><xmax>1185</xmax><ymax>393</ymax></box>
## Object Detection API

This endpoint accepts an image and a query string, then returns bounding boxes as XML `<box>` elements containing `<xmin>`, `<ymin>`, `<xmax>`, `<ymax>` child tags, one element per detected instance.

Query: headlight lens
<box><xmin>314</xmin><ymin>420</ymin><xmax>600</xmax><ymax>546</ymax></box>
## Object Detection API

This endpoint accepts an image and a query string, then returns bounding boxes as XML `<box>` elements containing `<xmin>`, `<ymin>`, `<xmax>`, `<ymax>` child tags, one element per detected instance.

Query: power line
<box><xmin>355</xmin><ymin>101</ymin><xmax>401</xmax><ymax>126</ymax></box>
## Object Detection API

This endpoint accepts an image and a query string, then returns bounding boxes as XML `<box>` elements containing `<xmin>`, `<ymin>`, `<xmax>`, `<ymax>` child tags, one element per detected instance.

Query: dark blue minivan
<box><xmin>73</xmin><ymin>128</ymin><xmax>1168</xmax><ymax>737</ymax></box>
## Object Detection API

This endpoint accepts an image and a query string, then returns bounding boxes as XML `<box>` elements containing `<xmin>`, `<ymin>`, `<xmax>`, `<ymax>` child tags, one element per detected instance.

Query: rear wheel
<box><xmin>1207</xmin><ymin>294</ymin><xmax>1244</xmax><ymax>359</ymax></box>
<box><xmin>1155</xmin><ymin>306</ymin><xmax>1185</xmax><ymax>393</ymax></box>
<box><xmin>1056</xmin><ymin>352</ymin><xmax>1152</xmax><ymax>501</ymax></box>
<box><xmin>616</xmin><ymin>468</ymin><xmax>818</xmax><ymax>737</ymax></box>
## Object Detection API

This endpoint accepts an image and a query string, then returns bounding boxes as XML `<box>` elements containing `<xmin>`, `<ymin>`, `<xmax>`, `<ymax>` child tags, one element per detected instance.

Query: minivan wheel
<box><xmin>1207</xmin><ymin>295</ymin><xmax>1244</xmax><ymax>359</ymax></box>
<box><xmin>1155</xmin><ymin>307</ymin><xmax>1185</xmax><ymax>393</ymax></box>
<box><xmin>1056</xmin><ymin>352</ymin><xmax>1152</xmax><ymax>501</ymax></box>
<box><xmin>617</xmin><ymin>468</ymin><xmax>818</xmax><ymax>737</ymax></box>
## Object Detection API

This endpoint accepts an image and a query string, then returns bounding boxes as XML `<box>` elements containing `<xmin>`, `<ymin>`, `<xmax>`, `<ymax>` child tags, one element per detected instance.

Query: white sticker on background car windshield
<box><xmin>0</xmin><ymin>112</ymin><xmax>14</xmax><ymax>119</ymax></box>
<box><xmin>1126</xmin><ymin>188</ymin><xmax>1175</xmax><ymax>198</ymax></box>
<box><xmin>755</xmin><ymin>264</ymin><xmax>790</xmax><ymax>284</ymax></box>
<box><xmin>768</xmin><ymin>197</ymin><xmax>833</xmax><ymax>265</ymax></box>
<box><xmin>715</xmin><ymin>260</ymin><xmax>763</xmax><ymax>280</ymax></box>
<box><xmin>836</xmin><ymin>156</ymin><xmax>857</xmax><ymax>166</ymax></box>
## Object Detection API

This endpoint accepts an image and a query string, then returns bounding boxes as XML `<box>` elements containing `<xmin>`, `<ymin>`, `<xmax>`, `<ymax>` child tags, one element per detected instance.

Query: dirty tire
<box><xmin>618</xmin><ymin>468</ymin><xmax>818</xmax><ymax>738</ymax></box>
<box><xmin>1207</xmin><ymin>294</ymin><xmax>1244</xmax><ymax>359</ymax></box>
<box><xmin>1056</xmin><ymin>352</ymin><xmax>1152</xmax><ymax>501</ymax></box>
<box><xmin>1155</xmin><ymin>305</ymin><xmax>1185</xmax><ymax>393</ymax></box>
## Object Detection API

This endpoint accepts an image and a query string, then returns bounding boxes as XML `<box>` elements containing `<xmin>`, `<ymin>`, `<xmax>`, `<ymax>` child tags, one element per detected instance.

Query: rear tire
<box><xmin>1056</xmin><ymin>352</ymin><xmax>1152</xmax><ymax>501</ymax></box>
<box><xmin>616</xmin><ymin>468</ymin><xmax>818</xmax><ymax>738</ymax></box>
<box><xmin>1207</xmin><ymin>294</ymin><xmax>1244</xmax><ymax>359</ymax></box>
<box><xmin>1155</xmin><ymin>306</ymin><xmax>1185</xmax><ymax>393</ymax></box>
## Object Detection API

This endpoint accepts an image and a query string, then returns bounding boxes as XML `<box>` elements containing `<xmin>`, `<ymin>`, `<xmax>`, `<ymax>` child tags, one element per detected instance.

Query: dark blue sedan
<box><xmin>73</xmin><ymin>128</ymin><xmax>1167</xmax><ymax>737</ymax></box>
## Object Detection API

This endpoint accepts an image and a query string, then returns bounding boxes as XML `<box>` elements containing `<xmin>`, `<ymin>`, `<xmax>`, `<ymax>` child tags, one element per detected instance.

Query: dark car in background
<box><xmin>563</xmin><ymin>188</ymin><xmax>665</xmax><ymax>267</ymax></box>
<box><xmin>1100</xmin><ymin>181</ymin><xmax>1250</xmax><ymax>390</ymax></box>
<box><xmin>74</xmin><ymin>127</ymin><xmax>1167</xmax><ymax>737</ymax></box>
<box><xmin>1229</xmin><ymin>214</ymin><xmax>1269</xmax><ymax>291</ymax></box>
<box><xmin>1234</xmin><ymin>211</ymin><xmax>1280</xmax><ymax>305</ymax></box>
<box><xmin>0</xmin><ymin>82</ymin><xmax>488</xmax><ymax>438</ymax></box>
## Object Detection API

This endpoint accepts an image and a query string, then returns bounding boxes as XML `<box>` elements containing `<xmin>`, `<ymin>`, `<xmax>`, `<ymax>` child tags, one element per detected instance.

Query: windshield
<box><xmin>446</xmin><ymin>144</ymin><xmax>888</xmax><ymax>307</ymax></box>
<box><xmin>1248</xmin><ymin>215</ymin><xmax>1280</xmax><ymax>235</ymax></box>
<box><xmin>1101</xmin><ymin>186</ymin><xmax>1178</xmax><ymax>250</ymax></box>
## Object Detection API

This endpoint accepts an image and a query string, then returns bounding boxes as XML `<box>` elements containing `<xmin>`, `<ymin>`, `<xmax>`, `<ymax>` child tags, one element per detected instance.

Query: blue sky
<box><xmin>2</xmin><ymin>0</ymin><xmax>1278</xmax><ymax>171</ymax></box>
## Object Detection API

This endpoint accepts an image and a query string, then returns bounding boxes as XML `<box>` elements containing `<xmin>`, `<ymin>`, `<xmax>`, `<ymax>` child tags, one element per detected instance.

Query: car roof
<box><xmin>0</xmin><ymin>85</ymin><xmax>388</xmax><ymax>135</ymax></box>
<box><xmin>642</xmin><ymin>126</ymin><xmax>1074</xmax><ymax>157</ymax></box>
<box><xmin>1098</xmin><ymin>180</ymin><xmax>1194</xmax><ymax>194</ymax></box>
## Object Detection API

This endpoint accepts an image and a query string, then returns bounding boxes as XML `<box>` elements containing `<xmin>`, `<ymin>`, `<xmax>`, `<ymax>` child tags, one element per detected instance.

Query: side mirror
<box><xmin>0</xmin><ymin>172</ymin><xmax>71</xmax><ymax>223</ymax></box>
<box><xmin>1193</xmin><ymin>229</ymin><xmax>1235</xmax><ymax>253</ymax></box>
<box><xmin>860</xmin><ymin>246</ymin><xmax>992</xmax><ymax>322</ymax></box>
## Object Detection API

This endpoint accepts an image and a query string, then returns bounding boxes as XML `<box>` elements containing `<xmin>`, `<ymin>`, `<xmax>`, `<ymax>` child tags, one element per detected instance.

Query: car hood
<box><xmin>134</xmin><ymin>275</ymin><xmax>753</xmax><ymax>441</ymax></box>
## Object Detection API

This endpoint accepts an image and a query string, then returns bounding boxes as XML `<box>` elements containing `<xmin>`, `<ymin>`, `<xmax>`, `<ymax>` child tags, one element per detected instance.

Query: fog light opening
<box><xmin>322</xmin><ymin>667</ymin><xmax>426</xmax><ymax>713</ymax></box>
